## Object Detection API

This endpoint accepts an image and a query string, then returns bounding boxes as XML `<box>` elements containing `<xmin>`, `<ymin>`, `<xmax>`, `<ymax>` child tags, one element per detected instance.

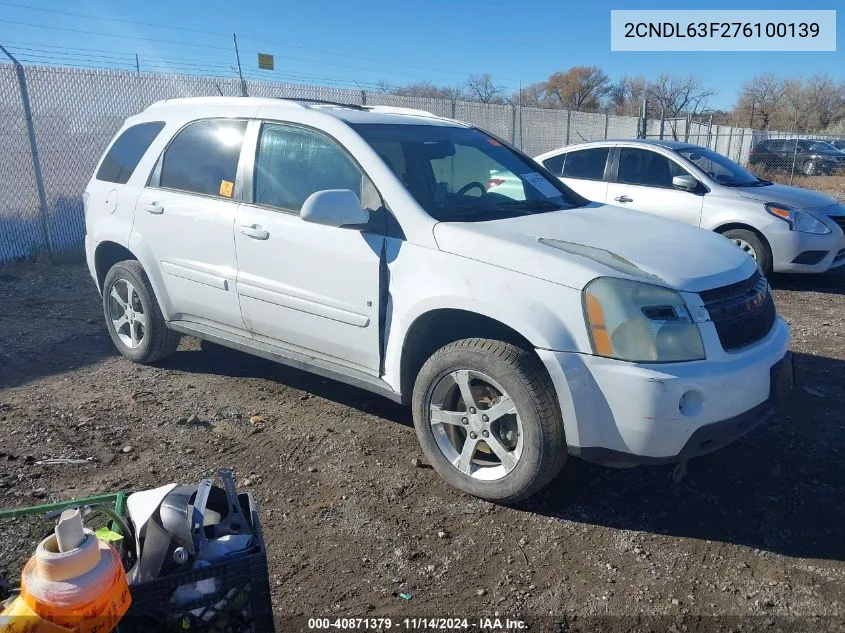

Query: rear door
<box><xmin>548</xmin><ymin>147</ymin><xmax>610</xmax><ymax>202</ymax></box>
<box><xmin>604</xmin><ymin>147</ymin><xmax>704</xmax><ymax>226</ymax></box>
<box><xmin>133</xmin><ymin>118</ymin><xmax>248</xmax><ymax>330</ymax></box>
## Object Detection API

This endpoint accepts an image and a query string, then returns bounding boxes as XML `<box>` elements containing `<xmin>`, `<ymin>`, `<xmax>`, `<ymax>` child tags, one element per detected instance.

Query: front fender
<box><xmin>382</xmin><ymin>243</ymin><xmax>590</xmax><ymax>392</ymax></box>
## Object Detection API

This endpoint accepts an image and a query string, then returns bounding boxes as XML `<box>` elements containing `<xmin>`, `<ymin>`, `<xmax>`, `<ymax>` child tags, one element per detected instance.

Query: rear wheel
<box><xmin>722</xmin><ymin>228</ymin><xmax>772</xmax><ymax>276</ymax></box>
<box><xmin>411</xmin><ymin>338</ymin><xmax>567</xmax><ymax>504</ymax></box>
<box><xmin>102</xmin><ymin>260</ymin><xmax>180</xmax><ymax>364</ymax></box>
<box><xmin>802</xmin><ymin>160</ymin><xmax>817</xmax><ymax>176</ymax></box>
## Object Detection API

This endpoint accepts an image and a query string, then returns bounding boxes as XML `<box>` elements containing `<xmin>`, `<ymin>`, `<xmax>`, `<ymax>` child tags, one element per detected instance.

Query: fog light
<box><xmin>679</xmin><ymin>390</ymin><xmax>703</xmax><ymax>417</ymax></box>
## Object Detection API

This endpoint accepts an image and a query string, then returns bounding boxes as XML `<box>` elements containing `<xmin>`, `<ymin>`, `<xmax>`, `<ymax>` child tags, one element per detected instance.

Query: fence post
<box><xmin>511</xmin><ymin>105</ymin><xmax>517</xmax><ymax>146</ymax></box>
<box><xmin>726</xmin><ymin>126</ymin><xmax>733</xmax><ymax>160</ymax></box>
<box><xmin>361</xmin><ymin>90</ymin><xmax>367</xmax><ymax>106</ymax></box>
<box><xmin>604</xmin><ymin>113</ymin><xmax>609</xmax><ymax>140</ymax></box>
<box><xmin>565</xmin><ymin>110</ymin><xmax>571</xmax><ymax>145</ymax></box>
<box><xmin>736</xmin><ymin>129</ymin><xmax>746</xmax><ymax>165</ymax></box>
<box><xmin>685</xmin><ymin>114</ymin><xmax>691</xmax><ymax>142</ymax></box>
<box><xmin>658</xmin><ymin>110</ymin><xmax>665</xmax><ymax>140</ymax></box>
<box><xmin>0</xmin><ymin>46</ymin><xmax>53</xmax><ymax>261</ymax></box>
<box><xmin>451</xmin><ymin>99</ymin><xmax>456</xmax><ymax>119</ymax></box>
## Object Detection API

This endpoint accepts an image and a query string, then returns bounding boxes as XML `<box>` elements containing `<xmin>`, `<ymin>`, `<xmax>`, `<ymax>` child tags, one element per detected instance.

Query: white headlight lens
<box><xmin>584</xmin><ymin>278</ymin><xmax>705</xmax><ymax>363</ymax></box>
<box><xmin>766</xmin><ymin>203</ymin><xmax>832</xmax><ymax>235</ymax></box>
<box><xmin>793</xmin><ymin>210</ymin><xmax>832</xmax><ymax>235</ymax></box>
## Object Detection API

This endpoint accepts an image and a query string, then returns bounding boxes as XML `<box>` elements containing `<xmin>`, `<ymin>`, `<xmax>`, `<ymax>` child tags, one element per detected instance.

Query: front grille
<box><xmin>700</xmin><ymin>270</ymin><xmax>776</xmax><ymax>351</ymax></box>
<box><xmin>828</xmin><ymin>215</ymin><xmax>845</xmax><ymax>232</ymax></box>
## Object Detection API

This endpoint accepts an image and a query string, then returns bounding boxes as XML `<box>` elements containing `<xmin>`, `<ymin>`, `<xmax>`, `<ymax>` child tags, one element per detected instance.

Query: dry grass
<box><xmin>754</xmin><ymin>170</ymin><xmax>845</xmax><ymax>201</ymax></box>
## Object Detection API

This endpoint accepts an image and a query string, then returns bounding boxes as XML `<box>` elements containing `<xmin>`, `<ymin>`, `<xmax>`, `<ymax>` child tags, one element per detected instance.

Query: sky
<box><xmin>0</xmin><ymin>0</ymin><xmax>843</xmax><ymax>110</ymax></box>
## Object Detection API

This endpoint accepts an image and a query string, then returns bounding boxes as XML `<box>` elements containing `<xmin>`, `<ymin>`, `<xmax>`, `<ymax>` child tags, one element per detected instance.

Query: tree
<box><xmin>646</xmin><ymin>73</ymin><xmax>714</xmax><ymax>120</ymax></box>
<box><xmin>390</xmin><ymin>81</ymin><xmax>463</xmax><ymax>100</ymax></box>
<box><xmin>608</xmin><ymin>75</ymin><xmax>647</xmax><ymax>116</ymax></box>
<box><xmin>464</xmin><ymin>73</ymin><xmax>505</xmax><ymax>104</ymax></box>
<box><xmin>546</xmin><ymin>66</ymin><xmax>610</xmax><ymax>111</ymax></box>
<box><xmin>804</xmin><ymin>73</ymin><xmax>845</xmax><ymax>131</ymax></box>
<box><xmin>510</xmin><ymin>81</ymin><xmax>549</xmax><ymax>108</ymax></box>
<box><xmin>735</xmin><ymin>73</ymin><xmax>783</xmax><ymax>129</ymax></box>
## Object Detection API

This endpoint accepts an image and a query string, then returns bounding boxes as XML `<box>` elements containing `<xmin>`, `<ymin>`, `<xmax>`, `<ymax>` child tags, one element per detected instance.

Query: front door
<box><xmin>234</xmin><ymin>121</ymin><xmax>383</xmax><ymax>374</ymax></box>
<box><xmin>605</xmin><ymin>147</ymin><xmax>704</xmax><ymax>226</ymax></box>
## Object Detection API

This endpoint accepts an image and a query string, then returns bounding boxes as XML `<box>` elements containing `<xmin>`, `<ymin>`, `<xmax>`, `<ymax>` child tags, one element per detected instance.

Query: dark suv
<box><xmin>749</xmin><ymin>139</ymin><xmax>845</xmax><ymax>175</ymax></box>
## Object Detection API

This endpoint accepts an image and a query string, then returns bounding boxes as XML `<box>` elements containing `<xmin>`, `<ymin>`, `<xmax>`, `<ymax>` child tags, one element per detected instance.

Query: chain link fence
<box><xmin>2</xmin><ymin>63</ymin><xmax>844</xmax><ymax>264</ymax></box>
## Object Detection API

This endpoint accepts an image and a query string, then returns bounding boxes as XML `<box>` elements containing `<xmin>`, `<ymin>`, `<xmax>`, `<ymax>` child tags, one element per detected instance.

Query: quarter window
<box><xmin>254</xmin><ymin>124</ymin><xmax>363</xmax><ymax>211</ymax></box>
<box><xmin>159</xmin><ymin>119</ymin><xmax>247</xmax><ymax>198</ymax></box>
<box><xmin>542</xmin><ymin>153</ymin><xmax>566</xmax><ymax>176</ymax></box>
<box><xmin>617</xmin><ymin>148</ymin><xmax>687</xmax><ymax>188</ymax></box>
<box><xmin>562</xmin><ymin>148</ymin><xmax>609</xmax><ymax>180</ymax></box>
<box><xmin>96</xmin><ymin>121</ymin><xmax>165</xmax><ymax>184</ymax></box>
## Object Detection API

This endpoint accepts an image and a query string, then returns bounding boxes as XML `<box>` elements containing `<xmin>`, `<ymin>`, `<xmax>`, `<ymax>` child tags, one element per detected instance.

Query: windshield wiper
<box><xmin>495</xmin><ymin>199</ymin><xmax>567</xmax><ymax>211</ymax></box>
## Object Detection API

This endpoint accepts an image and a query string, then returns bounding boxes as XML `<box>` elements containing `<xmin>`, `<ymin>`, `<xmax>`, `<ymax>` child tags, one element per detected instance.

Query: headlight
<box><xmin>765</xmin><ymin>203</ymin><xmax>832</xmax><ymax>235</ymax></box>
<box><xmin>583</xmin><ymin>278</ymin><xmax>705</xmax><ymax>363</ymax></box>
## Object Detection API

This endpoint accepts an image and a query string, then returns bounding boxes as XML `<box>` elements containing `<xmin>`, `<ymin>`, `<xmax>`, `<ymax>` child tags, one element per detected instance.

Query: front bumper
<box><xmin>769</xmin><ymin>218</ymin><xmax>845</xmax><ymax>274</ymax></box>
<box><xmin>537</xmin><ymin>316</ymin><xmax>792</xmax><ymax>466</ymax></box>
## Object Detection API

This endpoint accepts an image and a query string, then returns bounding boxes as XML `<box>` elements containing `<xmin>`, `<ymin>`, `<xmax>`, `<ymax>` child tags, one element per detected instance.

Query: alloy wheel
<box><xmin>732</xmin><ymin>238</ymin><xmax>758</xmax><ymax>261</ymax></box>
<box><xmin>107</xmin><ymin>279</ymin><xmax>147</xmax><ymax>349</ymax></box>
<box><xmin>428</xmin><ymin>369</ymin><xmax>523</xmax><ymax>481</ymax></box>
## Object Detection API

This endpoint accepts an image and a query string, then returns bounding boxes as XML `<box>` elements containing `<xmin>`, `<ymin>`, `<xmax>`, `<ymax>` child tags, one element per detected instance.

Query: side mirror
<box><xmin>672</xmin><ymin>174</ymin><xmax>699</xmax><ymax>192</ymax></box>
<box><xmin>300</xmin><ymin>189</ymin><xmax>369</xmax><ymax>228</ymax></box>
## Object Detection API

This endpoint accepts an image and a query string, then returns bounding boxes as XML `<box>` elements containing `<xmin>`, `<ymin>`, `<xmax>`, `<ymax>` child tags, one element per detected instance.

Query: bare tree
<box><xmin>510</xmin><ymin>82</ymin><xmax>550</xmax><ymax>108</ymax></box>
<box><xmin>735</xmin><ymin>73</ymin><xmax>783</xmax><ymax>129</ymax></box>
<box><xmin>464</xmin><ymin>73</ymin><xmax>505</xmax><ymax>104</ymax></box>
<box><xmin>608</xmin><ymin>75</ymin><xmax>648</xmax><ymax>116</ymax></box>
<box><xmin>374</xmin><ymin>80</ymin><xmax>392</xmax><ymax>93</ymax></box>
<box><xmin>546</xmin><ymin>66</ymin><xmax>611</xmax><ymax>111</ymax></box>
<box><xmin>804</xmin><ymin>73</ymin><xmax>845</xmax><ymax>131</ymax></box>
<box><xmin>646</xmin><ymin>73</ymin><xmax>714</xmax><ymax>118</ymax></box>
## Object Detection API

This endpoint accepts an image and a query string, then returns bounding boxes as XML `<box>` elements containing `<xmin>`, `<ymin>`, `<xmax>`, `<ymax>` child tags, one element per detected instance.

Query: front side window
<box><xmin>254</xmin><ymin>124</ymin><xmax>363</xmax><ymax>211</ymax></box>
<box><xmin>676</xmin><ymin>146</ymin><xmax>761</xmax><ymax>187</ymax></box>
<box><xmin>159</xmin><ymin>119</ymin><xmax>247</xmax><ymax>198</ymax></box>
<box><xmin>562</xmin><ymin>148</ymin><xmax>609</xmax><ymax>180</ymax></box>
<box><xmin>351</xmin><ymin>123</ymin><xmax>586</xmax><ymax>222</ymax></box>
<box><xmin>617</xmin><ymin>148</ymin><xmax>687</xmax><ymax>188</ymax></box>
<box><xmin>96</xmin><ymin>121</ymin><xmax>165</xmax><ymax>184</ymax></box>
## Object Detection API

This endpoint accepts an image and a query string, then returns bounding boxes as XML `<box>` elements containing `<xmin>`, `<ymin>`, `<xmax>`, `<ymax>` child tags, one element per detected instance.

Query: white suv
<box><xmin>85</xmin><ymin>97</ymin><xmax>793</xmax><ymax>502</ymax></box>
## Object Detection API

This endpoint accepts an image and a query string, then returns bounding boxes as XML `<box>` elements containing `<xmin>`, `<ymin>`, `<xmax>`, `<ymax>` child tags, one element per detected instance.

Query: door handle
<box><xmin>144</xmin><ymin>202</ymin><xmax>164</xmax><ymax>214</ymax></box>
<box><xmin>614</xmin><ymin>195</ymin><xmax>633</xmax><ymax>203</ymax></box>
<box><xmin>240</xmin><ymin>224</ymin><xmax>270</xmax><ymax>240</ymax></box>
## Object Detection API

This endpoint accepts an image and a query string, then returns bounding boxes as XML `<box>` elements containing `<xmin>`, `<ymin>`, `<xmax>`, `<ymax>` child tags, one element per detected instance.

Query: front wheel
<box><xmin>411</xmin><ymin>338</ymin><xmax>567</xmax><ymax>503</ymax></box>
<box><xmin>802</xmin><ymin>160</ymin><xmax>817</xmax><ymax>176</ymax></box>
<box><xmin>102</xmin><ymin>260</ymin><xmax>180</xmax><ymax>364</ymax></box>
<box><xmin>722</xmin><ymin>228</ymin><xmax>772</xmax><ymax>276</ymax></box>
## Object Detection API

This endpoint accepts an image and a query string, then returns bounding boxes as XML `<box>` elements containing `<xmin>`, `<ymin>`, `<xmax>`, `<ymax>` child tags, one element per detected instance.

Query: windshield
<box><xmin>676</xmin><ymin>146</ymin><xmax>764</xmax><ymax>187</ymax></box>
<box><xmin>350</xmin><ymin>123</ymin><xmax>587</xmax><ymax>222</ymax></box>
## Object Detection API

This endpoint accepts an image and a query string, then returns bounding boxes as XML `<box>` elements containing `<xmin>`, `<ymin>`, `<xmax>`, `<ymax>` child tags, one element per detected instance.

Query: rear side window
<box><xmin>542</xmin><ymin>153</ymin><xmax>566</xmax><ymax>176</ymax></box>
<box><xmin>96</xmin><ymin>121</ymin><xmax>165</xmax><ymax>184</ymax></box>
<box><xmin>159</xmin><ymin>119</ymin><xmax>247</xmax><ymax>198</ymax></box>
<box><xmin>562</xmin><ymin>148</ymin><xmax>609</xmax><ymax>180</ymax></box>
<box><xmin>254</xmin><ymin>123</ymin><xmax>363</xmax><ymax>211</ymax></box>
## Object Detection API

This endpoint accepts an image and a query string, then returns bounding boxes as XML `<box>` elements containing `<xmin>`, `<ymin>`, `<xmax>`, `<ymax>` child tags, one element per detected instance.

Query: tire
<box><xmin>802</xmin><ymin>160</ymin><xmax>817</xmax><ymax>176</ymax></box>
<box><xmin>722</xmin><ymin>228</ymin><xmax>772</xmax><ymax>276</ymax></box>
<box><xmin>411</xmin><ymin>338</ymin><xmax>567</xmax><ymax>504</ymax></box>
<box><xmin>102</xmin><ymin>260</ymin><xmax>180</xmax><ymax>364</ymax></box>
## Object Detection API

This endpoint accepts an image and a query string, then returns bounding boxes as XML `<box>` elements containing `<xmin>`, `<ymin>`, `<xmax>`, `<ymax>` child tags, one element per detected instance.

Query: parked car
<box><xmin>748</xmin><ymin>139</ymin><xmax>845</xmax><ymax>175</ymax></box>
<box><xmin>535</xmin><ymin>140</ymin><xmax>845</xmax><ymax>275</ymax></box>
<box><xmin>85</xmin><ymin>98</ymin><xmax>793</xmax><ymax>503</ymax></box>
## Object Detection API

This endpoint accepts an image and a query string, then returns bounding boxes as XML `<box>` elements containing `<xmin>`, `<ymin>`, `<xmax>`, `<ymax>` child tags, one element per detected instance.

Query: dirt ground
<box><xmin>0</xmin><ymin>262</ymin><xmax>843</xmax><ymax>632</ymax></box>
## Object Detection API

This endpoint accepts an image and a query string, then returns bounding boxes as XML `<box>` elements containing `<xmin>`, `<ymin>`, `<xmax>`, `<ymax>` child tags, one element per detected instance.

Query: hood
<box><xmin>731</xmin><ymin>183</ymin><xmax>838</xmax><ymax>210</ymax></box>
<box><xmin>433</xmin><ymin>203</ymin><xmax>757</xmax><ymax>293</ymax></box>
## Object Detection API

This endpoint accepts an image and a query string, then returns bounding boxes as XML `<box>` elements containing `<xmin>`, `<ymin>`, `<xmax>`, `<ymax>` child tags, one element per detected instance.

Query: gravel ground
<box><xmin>0</xmin><ymin>262</ymin><xmax>843</xmax><ymax>631</ymax></box>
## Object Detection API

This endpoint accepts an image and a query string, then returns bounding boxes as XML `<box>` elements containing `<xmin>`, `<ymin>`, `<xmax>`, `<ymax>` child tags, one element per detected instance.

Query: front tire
<box><xmin>802</xmin><ymin>160</ymin><xmax>817</xmax><ymax>176</ymax></box>
<box><xmin>102</xmin><ymin>260</ymin><xmax>180</xmax><ymax>364</ymax></box>
<box><xmin>722</xmin><ymin>228</ymin><xmax>772</xmax><ymax>276</ymax></box>
<box><xmin>411</xmin><ymin>338</ymin><xmax>566</xmax><ymax>504</ymax></box>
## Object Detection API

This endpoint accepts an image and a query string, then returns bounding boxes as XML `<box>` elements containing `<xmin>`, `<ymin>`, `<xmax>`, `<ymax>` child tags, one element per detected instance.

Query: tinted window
<box><xmin>676</xmin><ymin>146</ymin><xmax>758</xmax><ymax>186</ymax></box>
<box><xmin>618</xmin><ymin>148</ymin><xmax>687</xmax><ymax>188</ymax></box>
<box><xmin>254</xmin><ymin>124</ymin><xmax>363</xmax><ymax>211</ymax></box>
<box><xmin>542</xmin><ymin>153</ymin><xmax>566</xmax><ymax>176</ymax></box>
<box><xmin>159</xmin><ymin>119</ymin><xmax>247</xmax><ymax>198</ymax></box>
<box><xmin>96</xmin><ymin>121</ymin><xmax>165</xmax><ymax>184</ymax></box>
<box><xmin>562</xmin><ymin>148</ymin><xmax>609</xmax><ymax>180</ymax></box>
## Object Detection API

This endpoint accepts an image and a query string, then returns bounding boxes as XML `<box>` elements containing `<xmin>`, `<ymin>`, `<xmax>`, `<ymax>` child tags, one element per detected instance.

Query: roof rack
<box><xmin>290</xmin><ymin>98</ymin><xmax>365</xmax><ymax>110</ymax></box>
